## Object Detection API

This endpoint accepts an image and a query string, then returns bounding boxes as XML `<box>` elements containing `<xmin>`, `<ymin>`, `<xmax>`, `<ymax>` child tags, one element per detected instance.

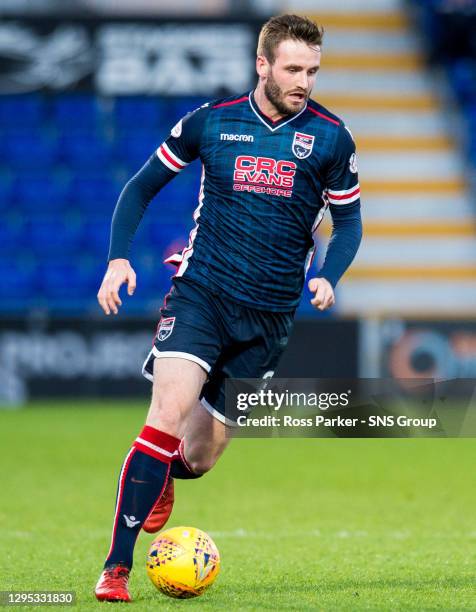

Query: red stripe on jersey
<box><xmin>213</xmin><ymin>96</ymin><xmax>248</xmax><ymax>109</ymax></box>
<box><xmin>329</xmin><ymin>186</ymin><xmax>360</xmax><ymax>200</ymax></box>
<box><xmin>307</xmin><ymin>106</ymin><xmax>340</xmax><ymax>126</ymax></box>
<box><xmin>159</xmin><ymin>145</ymin><xmax>185</xmax><ymax>170</ymax></box>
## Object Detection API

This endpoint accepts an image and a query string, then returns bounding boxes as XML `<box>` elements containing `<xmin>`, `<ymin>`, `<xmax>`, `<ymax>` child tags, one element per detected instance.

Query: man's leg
<box><xmin>179</xmin><ymin>399</ymin><xmax>232</xmax><ymax>475</ymax></box>
<box><xmin>143</xmin><ymin>400</ymin><xmax>232</xmax><ymax>533</ymax></box>
<box><xmin>95</xmin><ymin>357</ymin><xmax>207</xmax><ymax>602</ymax></box>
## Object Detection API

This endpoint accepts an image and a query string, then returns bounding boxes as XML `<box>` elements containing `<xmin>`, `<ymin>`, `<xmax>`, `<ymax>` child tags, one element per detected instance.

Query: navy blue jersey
<box><xmin>154</xmin><ymin>91</ymin><xmax>360</xmax><ymax>311</ymax></box>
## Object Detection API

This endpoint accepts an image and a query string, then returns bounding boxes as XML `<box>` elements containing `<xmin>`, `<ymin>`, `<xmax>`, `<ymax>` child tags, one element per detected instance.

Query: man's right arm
<box><xmin>97</xmin><ymin>155</ymin><xmax>173</xmax><ymax>315</ymax></box>
<box><xmin>107</xmin><ymin>154</ymin><xmax>176</xmax><ymax>262</ymax></box>
<box><xmin>109</xmin><ymin>103</ymin><xmax>210</xmax><ymax>261</ymax></box>
<box><xmin>97</xmin><ymin>104</ymin><xmax>209</xmax><ymax>315</ymax></box>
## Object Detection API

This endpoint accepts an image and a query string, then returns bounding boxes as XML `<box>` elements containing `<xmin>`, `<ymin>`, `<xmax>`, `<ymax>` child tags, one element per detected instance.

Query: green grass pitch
<box><xmin>0</xmin><ymin>401</ymin><xmax>474</xmax><ymax>610</ymax></box>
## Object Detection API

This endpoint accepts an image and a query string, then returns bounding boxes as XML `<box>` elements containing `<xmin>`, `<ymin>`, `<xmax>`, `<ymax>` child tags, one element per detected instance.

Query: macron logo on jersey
<box><xmin>220</xmin><ymin>133</ymin><xmax>254</xmax><ymax>142</ymax></box>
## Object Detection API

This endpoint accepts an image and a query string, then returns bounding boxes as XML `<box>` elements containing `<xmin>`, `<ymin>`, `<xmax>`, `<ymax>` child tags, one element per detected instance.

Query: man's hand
<box><xmin>97</xmin><ymin>259</ymin><xmax>136</xmax><ymax>315</ymax></box>
<box><xmin>308</xmin><ymin>277</ymin><xmax>335</xmax><ymax>311</ymax></box>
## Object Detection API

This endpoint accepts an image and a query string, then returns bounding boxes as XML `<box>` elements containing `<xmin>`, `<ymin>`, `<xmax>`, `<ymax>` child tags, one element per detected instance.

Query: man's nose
<box><xmin>296</xmin><ymin>72</ymin><xmax>309</xmax><ymax>90</ymax></box>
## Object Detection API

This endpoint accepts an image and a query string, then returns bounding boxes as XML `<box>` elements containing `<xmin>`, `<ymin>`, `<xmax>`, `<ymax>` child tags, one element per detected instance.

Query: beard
<box><xmin>264</xmin><ymin>71</ymin><xmax>308</xmax><ymax>116</ymax></box>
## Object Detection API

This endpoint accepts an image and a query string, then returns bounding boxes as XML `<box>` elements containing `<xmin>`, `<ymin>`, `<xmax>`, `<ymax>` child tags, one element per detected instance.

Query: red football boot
<box><xmin>95</xmin><ymin>564</ymin><xmax>131</xmax><ymax>603</ymax></box>
<box><xmin>142</xmin><ymin>478</ymin><xmax>175</xmax><ymax>533</ymax></box>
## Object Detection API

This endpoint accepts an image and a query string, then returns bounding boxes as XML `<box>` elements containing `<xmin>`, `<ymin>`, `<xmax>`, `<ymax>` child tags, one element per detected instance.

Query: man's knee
<box><xmin>184</xmin><ymin>439</ymin><xmax>229</xmax><ymax>475</ymax></box>
<box><xmin>186</xmin><ymin>456</ymin><xmax>216</xmax><ymax>476</ymax></box>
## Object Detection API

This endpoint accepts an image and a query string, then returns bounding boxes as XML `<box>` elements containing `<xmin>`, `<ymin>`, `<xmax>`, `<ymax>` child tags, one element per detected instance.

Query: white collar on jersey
<box><xmin>248</xmin><ymin>91</ymin><xmax>308</xmax><ymax>133</ymax></box>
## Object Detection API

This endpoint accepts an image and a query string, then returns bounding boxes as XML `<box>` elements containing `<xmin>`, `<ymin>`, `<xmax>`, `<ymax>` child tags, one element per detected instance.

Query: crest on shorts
<box><xmin>157</xmin><ymin>317</ymin><xmax>175</xmax><ymax>341</ymax></box>
<box><xmin>292</xmin><ymin>131</ymin><xmax>315</xmax><ymax>159</ymax></box>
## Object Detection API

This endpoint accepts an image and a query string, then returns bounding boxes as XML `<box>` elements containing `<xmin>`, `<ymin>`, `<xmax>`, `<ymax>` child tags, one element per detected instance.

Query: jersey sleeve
<box><xmin>317</xmin><ymin>203</ymin><xmax>362</xmax><ymax>288</ymax></box>
<box><xmin>324</xmin><ymin>123</ymin><xmax>360</xmax><ymax>207</ymax></box>
<box><xmin>317</xmin><ymin>123</ymin><xmax>362</xmax><ymax>287</ymax></box>
<box><xmin>155</xmin><ymin>103</ymin><xmax>209</xmax><ymax>174</ymax></box>
<box><xmin>107</xmin><ymin>104</ymin><xmax>210</xmax><ymax>261</ymax></box>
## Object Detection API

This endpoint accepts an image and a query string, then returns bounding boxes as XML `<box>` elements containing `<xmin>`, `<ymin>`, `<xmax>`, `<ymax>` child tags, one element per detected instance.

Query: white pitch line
<box><xmin>208</xmin><ymin>529</ymin><xmax>475</xmax><ymax>540</ymax></box>
<box><xmin>9</xmin><ymin>531</ymin><xmax>30</xmax><ymax>538</ymax></box>
<box><xmin>208</xmin><ymin>529</ymin><xmax>377</xmax><ymax>540</ymax></box>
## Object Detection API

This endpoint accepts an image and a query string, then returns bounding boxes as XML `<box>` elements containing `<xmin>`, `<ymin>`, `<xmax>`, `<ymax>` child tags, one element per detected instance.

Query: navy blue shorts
<box><xmin>142</xmin><ymin>277</ymin><xmax>294</xmax><ymax>426</ymax></box>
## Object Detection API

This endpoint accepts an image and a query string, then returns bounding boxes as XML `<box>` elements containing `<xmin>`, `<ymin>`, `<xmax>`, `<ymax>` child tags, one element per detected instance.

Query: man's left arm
<box><xmin>309</xmin><ymin>124</ymin><xmax>363</xmax><ymax>310</ymax></box>
<box><xmin>310</xmin><ymin>201</ymin><xmax>362</xmax><ymax>309</ymax></box>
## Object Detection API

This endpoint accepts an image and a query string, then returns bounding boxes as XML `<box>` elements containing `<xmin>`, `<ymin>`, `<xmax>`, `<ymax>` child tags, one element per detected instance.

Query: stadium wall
<box><xmin>2</xmin><ymin>317</ymin><xmax>475</xmax><ymax>407</ymax></box>
<box><xmin>0</xmin><ymin>319</ymin><xmax>359</xmax><ymax>406</ymax></box>
<box><xmin>0</xmin><ymin>16</ymin><xmax>260</xmax><ymax>96</ymax></box>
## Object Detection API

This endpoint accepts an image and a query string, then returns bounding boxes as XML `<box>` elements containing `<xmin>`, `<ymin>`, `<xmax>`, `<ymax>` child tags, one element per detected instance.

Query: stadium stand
<box><xmin>0</xmin><ymin>94</ymin><xmax>205</xmax><ymax>314</ymax></box>
<box><xmin>408</xmin><ymin>0</ymin><xmax>476</xmax><ymax>172</ymax></box>
<box><xmin>290</xmin><ymin>0</ymin><xmax>476</xmax><ymax>314</ymax></box>
<box><xmin>1</xmin><ymin>1</ymin><xmax>474</xmax><ymax>316</ymax></box>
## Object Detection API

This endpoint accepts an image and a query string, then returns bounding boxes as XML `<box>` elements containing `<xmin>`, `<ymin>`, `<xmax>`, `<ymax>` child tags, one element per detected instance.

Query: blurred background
<box><xmin>0</xmin><ymin>0</ymin><xmax>475</xmax><ymax>405</ymax></box>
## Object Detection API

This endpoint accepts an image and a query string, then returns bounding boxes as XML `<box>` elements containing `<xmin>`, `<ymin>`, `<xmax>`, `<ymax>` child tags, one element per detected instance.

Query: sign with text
<box><xmin>0</xmin><ymin>318</ymin><xmax>358</xmax><ymax>406</ymax></box>
<box><xmin>225</xmin><ymin>378</ymin><xmax>476</xmax><ymax>438</ymax></box>
<box><xmin>0</xmin><ymin>17</ymin><xmax>258</xmax><ymax>95</ymax></box>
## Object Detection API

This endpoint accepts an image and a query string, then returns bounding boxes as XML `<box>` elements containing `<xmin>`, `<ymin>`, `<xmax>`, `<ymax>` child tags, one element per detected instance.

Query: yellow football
<box><xmin>146</xmin><ymin>526</ymin><xmax>220</xmax><ymax>598</ymax></box>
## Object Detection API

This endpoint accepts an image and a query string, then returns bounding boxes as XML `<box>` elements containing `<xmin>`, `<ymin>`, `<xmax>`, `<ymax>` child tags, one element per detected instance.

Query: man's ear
<box><xmin>256</xmin><ymin>55</ymin><xmax>270</xmax><ymax>79</ymax></box>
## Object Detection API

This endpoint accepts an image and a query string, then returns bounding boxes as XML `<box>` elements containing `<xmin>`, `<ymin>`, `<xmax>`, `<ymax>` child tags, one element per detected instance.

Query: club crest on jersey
<box><xmin>292</xmin><ymin>131</ymin><xmax>315</xmax><ymax>159</ymax></box>
<box><xmin>157</xmin><ymin>317</ymin><xmax>175</xmax><ymax>341</ymax></box>
<box><xmin>171</xmin><ymin>119</ymin><xmax>182</xmax><ymax>138</ymax></box>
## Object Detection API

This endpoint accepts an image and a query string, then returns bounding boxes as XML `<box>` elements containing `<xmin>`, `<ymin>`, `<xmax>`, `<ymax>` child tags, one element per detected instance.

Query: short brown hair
<box><xmin>257</xmin><ymin>14</ymin><xmax>324</xmax><ymax>64</ymax></box>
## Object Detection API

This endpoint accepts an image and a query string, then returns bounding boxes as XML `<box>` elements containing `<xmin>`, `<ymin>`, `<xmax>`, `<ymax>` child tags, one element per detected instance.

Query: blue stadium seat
<box><xmin>52</xmin><ymin>95</ymin><xmax>106</xmax><ymax>130</ymax></box>
<box><xmin>466</xmin><ymin>104</ymin><xmax>476</xmax><ymax>129</ymax></box>
<box><xmin>0</xmin><ymin>219</ymin><xmax>25</xmax><ymax>252</ymax></box>
<box><xmin>36</xmin><ymin>261</ymin><xmax>90</xmax><ymax>299</ymax></box>
<box><xmin>0</xmin><ymin>95</ymin><xmax>45</xmax><ymax>128</ymax></box>
<box><xmin>0</xmin><ymin>178</ymin><xmax>13</xmax><ymax>213</ymax></box>
<box><xmin>0</xmin><ymin>261</ymin><xmax>36</xmax><ymax>299</ymax></box>
<box><xmin>114</xmin><ymin>132</ymin><xmax>159</xmax><ymax>166</ymax></box>
<box><xmin>50</xmin><ymin>257</ymin><xmax>104</xmax><ymax>299</ymax></box>
<box><xmin>61</xmin><ymin>133</ymin><xmax>105</xmax><ymax>164</ymax></box>
<box><xmin>3</xmin><ymin>132</ymin><xmax>57</xmax><ymax>169</ymax></box>
<box><xmin>114</xmin><ymin>98</ymin><xmax>166</xmax><ymax>129</ymax></box>
<box><xmin>448</xmin><ymin>59</ymin><xmax>476</xmax><ymax>104</ymax></box>
<box><xmin>81</xmin><ymin>219</ymin><xmax>111</xmax><ymax>256</ymax></box>
<box><xmin>71</xmin><ymin>176</ymin><xmax>119</xmax><ymax>214</ymax></box>
<box><xmin>61</xmin><ymin>134</ymin><xmax>112</xmax><ymax>169</ymax></box>
<box><xmin>14</xmin><ymin>176</ymin><xmax>70</xmax><ymax>215</ymax></box>
<box><xmin>27</xmin><ymin>218</ymin><xmax>83</xmax><ymax>254</ymax></box>
<box><xmin>0</xmin><ymin>93</ymin><xmax>220</xmax><ymax>314</ymax></box>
